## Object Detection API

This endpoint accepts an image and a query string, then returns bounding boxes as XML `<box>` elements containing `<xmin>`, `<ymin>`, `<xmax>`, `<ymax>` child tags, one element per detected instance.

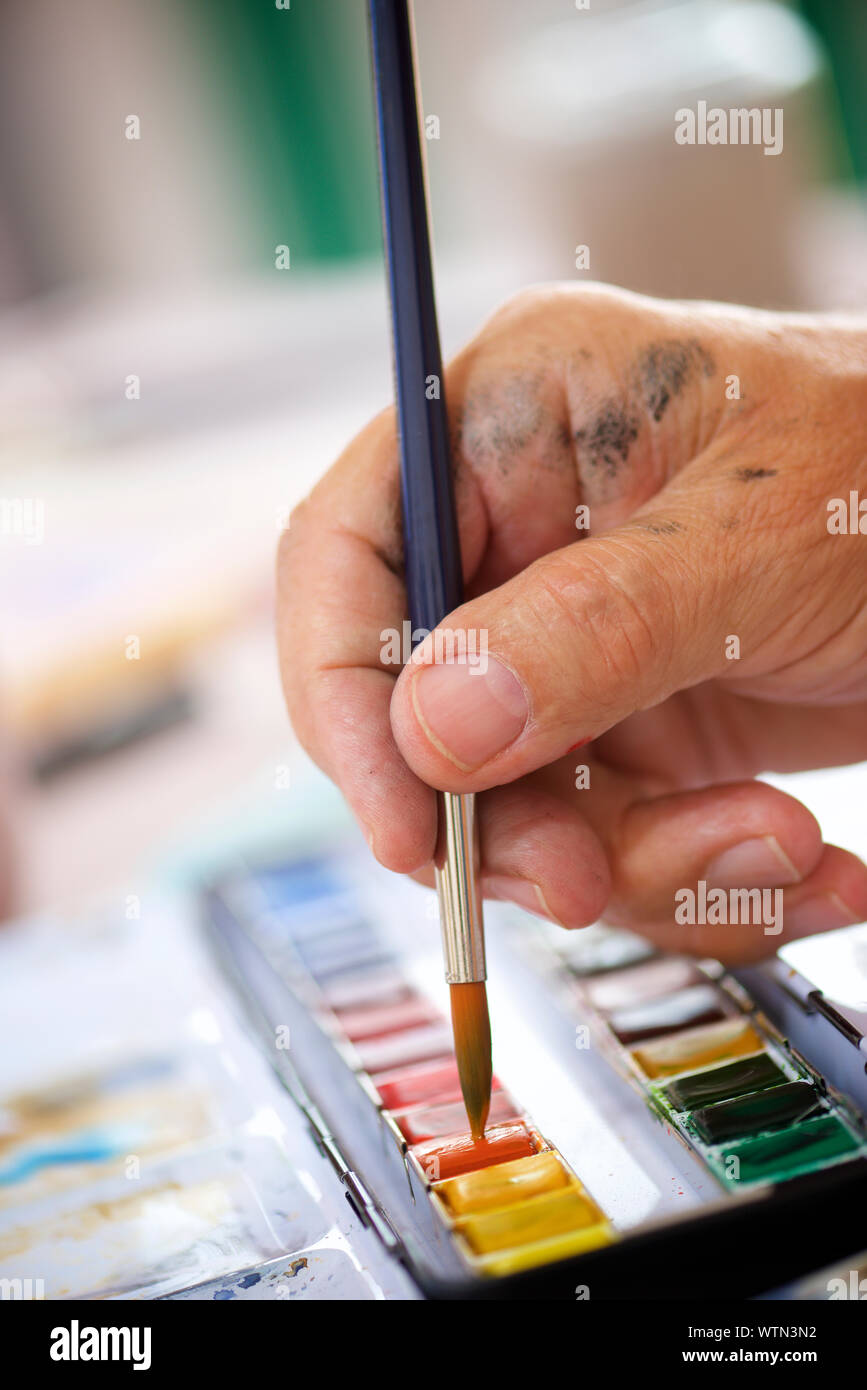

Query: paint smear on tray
<box><xmin>0</xmin><ymin>1179</ymin><xmax>265</xmax><ymax>1298</ymax></box>
<box><xmin>0</xmin><ymin>1069</ymin><xmax>213</xmax><ymax>1209</ymax></box>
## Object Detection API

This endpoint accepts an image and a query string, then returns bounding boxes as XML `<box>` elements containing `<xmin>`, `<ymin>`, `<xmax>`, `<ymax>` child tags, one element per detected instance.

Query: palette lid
<box><xmin>735</xmin><ymin>927</ymin><xmax>867</xmax><ymax>1122</ymax></box>
<box><xmin>781</xmin><ymin>925</ymin><xmax>867</xmax><ymax>1045</ymax></box>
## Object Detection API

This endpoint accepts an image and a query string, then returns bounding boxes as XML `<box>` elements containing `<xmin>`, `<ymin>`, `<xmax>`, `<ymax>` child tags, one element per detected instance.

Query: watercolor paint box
<box><xmin>204</xmin><ymin>848</ymin><xmax>867</xmax><ymax>1298</ymax></box>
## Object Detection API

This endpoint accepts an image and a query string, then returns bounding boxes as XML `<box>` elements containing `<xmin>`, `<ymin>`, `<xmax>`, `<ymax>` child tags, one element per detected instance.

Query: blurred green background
<box><xmin>799</xmin><ymin>0</ymin><xmax>867</xmax><ymax>184</ymax></box>
<box><xmin>185</xmin><ymin>0</ymin><xmax>382</xmax><ymax>266</ymax></box>
<box><xmin>193</xmin><ymin>0</ymin><xmax>867</xmax><ymax>269</ymax></box>
<box><xmin>1</xmin><ymin>0</ymin><xmax>865</xmax><ymax>297</ymax></box>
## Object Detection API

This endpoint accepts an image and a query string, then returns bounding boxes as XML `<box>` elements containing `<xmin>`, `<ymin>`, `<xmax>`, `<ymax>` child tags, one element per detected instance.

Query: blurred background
<box><xmin>0</xmin><ymin>0</ymin><xmax>865</xmax><ymax>917</ymax></box>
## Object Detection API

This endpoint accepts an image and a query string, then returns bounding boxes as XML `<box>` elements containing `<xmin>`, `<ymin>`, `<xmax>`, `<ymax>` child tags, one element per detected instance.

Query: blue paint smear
<box><xmin>238</xmin><ymin>1273</ymin><xmax>261</xmax><ymax>1288</ymax></box>
<box><xmin>0</xmin><ymin>1124</ymin><xmax>145</xmax><ymax>1186</ymax></box>
<box><xmin>213</xmin><ymin>1290</ymin><xmax>236</xmax><ymax>1300</ymax></box>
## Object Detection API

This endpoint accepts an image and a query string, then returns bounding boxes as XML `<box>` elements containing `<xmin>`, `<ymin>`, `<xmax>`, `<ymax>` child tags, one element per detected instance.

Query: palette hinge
<box><xmin>305</xmin><ymin>1104</ymin><xmax>402</xmax><ymax>1252</ymax></box>
<box><xmin>304</xmin><ymin>1103</ymin><xmax>350</xmax><ymax>1178</ymax></box>
<box><xmin>342</xmin><ymin>1170</ymin><xmax>402</xmax><ymax>1253</ymax></box>
<box><xmin>809</xmin><ymin>992</ymin><xmax>865</xmax><ymax>1049</ymax></box>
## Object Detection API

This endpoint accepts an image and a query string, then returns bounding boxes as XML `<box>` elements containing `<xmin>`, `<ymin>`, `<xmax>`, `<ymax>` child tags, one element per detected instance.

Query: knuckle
<box><xmin>526</xmin><ymin>545</ymin><xmax>667</xmax><ymax>712</ymax></box>
<box><xmin>483</xmin><ymin>284</ymin><xmax>570</xmax><ymax>340</ymax></box>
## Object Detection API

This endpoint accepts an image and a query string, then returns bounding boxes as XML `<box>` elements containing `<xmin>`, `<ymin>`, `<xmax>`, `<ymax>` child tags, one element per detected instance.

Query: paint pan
<box><xmin>658</xmin><ymin>1052</ymin><xmax>787</xmax><ymax>1110</ymax></box>
<box><xmin>298</xmin><ymin>936</ymin><xmax>394</xmax><ymax>981</ymax></box>
<box><xmin>455</xmin><ymin>1186</ymin><xmax>607</xmax><ymax>1255</ymax></box>
<box><xmin>558</xmin><ymin>925</ymin><xmax>655</xmax><ymax>977</ymax></box>
<box><xmin>710</xmin><ymin>1113</ymin><xmax>861</xmax><ymax>1188</ymax></box>
<box><xmin>433</xmin><ymin>1151</ymin><xmax>575</xmax><ymax>1215</ymax></box>
<box><xmin>334</xmin><ymin>995</ymin><xmax>442</xmax><ymax>1042</ymax></box>
<box><xmin>632</xmin><ymin>1017</ymin><xmax>764</xmax><ymax>1079</ymax></box>
<box><xmin>369</xmin><ymin>1057</ymin><xmax>468</xmax><ymax>1110</ymax></box>
<box><xmin>608</xmin><ymin>983</ymin><xmax>730</xmax><ymax>1045</ymax></box>
<box><xmin>254</xmin><ymin>859</ymin><xmax>347</xmax><ymax>910</ymax></box>
<box><xmin>470</xmin><ymin>1221</ymin><xmax>615</xmax><ymax>1277</ymax></box>
<box><xmin>351</xmin><ymin>1022</ymin><xmax>455</xmax><ymax>1074</ymax></box>
<box><xmin>410</xmin><ymin>1123</ymin><xmax>542</xmax><ymax>1183</ymax></box>
<box><xmin>319</xmin><ymin>968</ymin><xmax>413</xmax><ymax>1012</ymax></box>
<box><xmin>393</xmin><ymin>1090</ymin><xmax>521</xmax><ymax>1145</ymax></box>
<box><xmin>584</xmin><ymin>956</ymin><xmax>706</xmax><ymax>1012</ymax></box>
<box><xmin>689</xmin><ymin>1081</ymin><xmax>825</xmax><ymax>1145</ymax></box>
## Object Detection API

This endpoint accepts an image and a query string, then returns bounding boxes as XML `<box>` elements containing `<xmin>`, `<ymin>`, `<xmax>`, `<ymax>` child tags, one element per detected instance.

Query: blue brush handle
<box><xmin>368</xmin><ymin>0</ymin><xmax>463</xmax><ymax>639</ymax></box>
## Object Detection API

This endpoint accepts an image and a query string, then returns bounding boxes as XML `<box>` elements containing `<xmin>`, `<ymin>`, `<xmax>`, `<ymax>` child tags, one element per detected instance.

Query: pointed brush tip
<box><xmin>449</xmin><ymin>980</ymin><xmax>493</xmax><ymax>1141</ymax></box>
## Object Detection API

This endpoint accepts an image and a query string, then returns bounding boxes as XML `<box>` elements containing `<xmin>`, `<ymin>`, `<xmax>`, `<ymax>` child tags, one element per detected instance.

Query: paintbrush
<box><xmin>367</xmin><ymin>0</ymin><xmax>492</xmax><ymax>1138</ymax></box>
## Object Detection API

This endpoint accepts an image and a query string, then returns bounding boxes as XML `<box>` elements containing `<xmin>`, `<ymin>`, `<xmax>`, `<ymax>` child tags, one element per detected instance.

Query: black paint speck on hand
<box><xmin>574</xmin><ymin>396</ymin><xmax>640</xmax><ymax>478</ymax></box>
<box><xmin>638</xmin><ymin>519</ymin><xmax>684</xmax><ymax>536</ymax></box>
<box><xmin>634</xmin><ymin>339</ymin><xmax>716</xmax><ymax>424</ymax></box>
<box><xmin>454</xmin><ymin>359</ymin><xmax>583</xmax><ymax>483</ymax></box>
<box><xmin>733</xmin><ymin>466</ymin><xmax>778</xmax><ymax>482</ymax></box>
<box><xmin>455</xmin><ymin>370</ymin><xmax>552</xmax><ymax>479</ymax></box>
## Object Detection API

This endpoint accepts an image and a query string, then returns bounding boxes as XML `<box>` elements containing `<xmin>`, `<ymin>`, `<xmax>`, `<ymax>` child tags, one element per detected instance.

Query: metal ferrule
<box><xmin>435</xmin><ymin>792</ymin><xmax>486</xmax><ymax>983</ymax></box>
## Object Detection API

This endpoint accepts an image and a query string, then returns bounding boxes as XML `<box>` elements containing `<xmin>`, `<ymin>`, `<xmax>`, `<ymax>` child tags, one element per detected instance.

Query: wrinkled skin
<box><xmin>278</xmin><ymin>284</ymin><xmax>867</xmax><ymax>963</ymax></box>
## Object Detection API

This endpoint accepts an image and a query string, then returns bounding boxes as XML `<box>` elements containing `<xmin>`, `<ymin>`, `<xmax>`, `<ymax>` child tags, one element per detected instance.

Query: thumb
<box><xmin>390</xmin><ymin>512</ymin><xmax>745</xmax><ymax>791</ymax></box>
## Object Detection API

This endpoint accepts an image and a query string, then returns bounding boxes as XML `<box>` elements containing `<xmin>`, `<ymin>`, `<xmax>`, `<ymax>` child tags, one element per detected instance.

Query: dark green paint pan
<box><xmin>711</xmin><ymin>1113</ymin><xmax>860</xmax><ymax>1188</ymax></box>
<box><xmin>690</xmin><ymin>1080</ymin><xmax>824</xmax><ymax>1144</ymax></box>
<box><xmin>660</xmin><ymin>1051</ymin><xmax>786</xmax><ymax>1110</ymax></box>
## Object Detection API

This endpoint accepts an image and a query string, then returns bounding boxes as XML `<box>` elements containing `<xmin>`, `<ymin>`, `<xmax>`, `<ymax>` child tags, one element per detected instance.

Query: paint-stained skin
<box><xmin>733</xmin><ymin>467</ymin><xmax>778</xmax><ymax>481</ymax></box>
<box><xmin>375</xmin><ymin>333</ymin><xmax>719</xmax><ymax>572</ymax></box>
<box><xmin>633</xmin><ymin>338</ymin><xmax>716</xmax><ymax>423</ymax></box>
<box><xmin>453</xmin><ymin>368</ymin><xmax>570</xmax><ymax>480</ymax></box>
<box><xmin>636</xmin><ymin>520</ymin><xmax>684</xmax><ymax>537</ymax></box>
<box><xmin>573</xmin><ymin>398</ymin><xmax>640</xmax><ymax>479</ymax></box>
<box><xmin>571</xmin><ymin>337</ymin><xmax>716</xmax><ymax>488</ymax></box>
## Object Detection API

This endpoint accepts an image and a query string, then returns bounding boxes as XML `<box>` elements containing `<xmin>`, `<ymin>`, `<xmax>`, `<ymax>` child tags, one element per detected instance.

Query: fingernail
<box><xmin>785</xmin><ymin>892</ymin><xmax>861</xmax><ymax>938</ymax></box>
<box><xmin>485</xmin><ymin>875</ymin><xmax>562</xmax><ymax>925</ymax></box>
<box><xmin>411</xmin><ymin>656</ymin><xmax>528</xmax><ymax>769</ymax></box>
<box><xmin>705</xmin><ymin>835</ymin><xmax>800</xmax><ymax>889</ymax></box>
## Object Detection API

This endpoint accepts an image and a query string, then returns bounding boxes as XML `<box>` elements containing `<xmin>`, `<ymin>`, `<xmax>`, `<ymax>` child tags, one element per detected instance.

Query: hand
<box><xmin>278</xmin><ymin>284</ymin><xmax>867</xmax><ymax>963</ymax></box>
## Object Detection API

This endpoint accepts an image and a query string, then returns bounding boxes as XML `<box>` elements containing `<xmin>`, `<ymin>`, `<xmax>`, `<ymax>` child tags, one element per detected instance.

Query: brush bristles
<box><xmin>449</xmin><ymin>981</ymin><xmax>493</xmax><ymax>1140</ymax></box>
